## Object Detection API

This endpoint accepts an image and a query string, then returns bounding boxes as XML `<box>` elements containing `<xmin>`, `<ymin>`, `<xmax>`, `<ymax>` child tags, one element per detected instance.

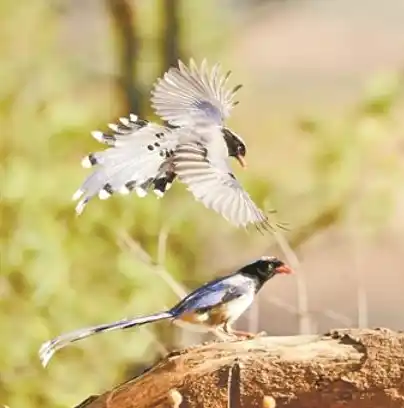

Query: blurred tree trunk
<box><xmin>75</xmin><ymin>328</ymin><xmax>404</xmax><ymax>408</ymax></box>
<box><xmin>158</xmin><ymin>0</ymin><xmax>182</xmax><ymax>130</ymax></box>
<box><xmin>107</xmin><ymin>0</ymin><xmax>142</xmax><ymax>115</ymax></box>
<box><xmin>161</xmin><ymin>0</ymin><xmax>181</xmax><ymax>72</ymax></box>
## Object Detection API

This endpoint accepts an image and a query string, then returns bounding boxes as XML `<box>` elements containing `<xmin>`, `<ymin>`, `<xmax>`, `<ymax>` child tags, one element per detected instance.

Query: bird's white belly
<box><xmin>225</xmin><ymin>292</ymin><xmax>255</xmax><ymax>324</ymax></box>
<box><xmin>173</xmin><ymin>292</ymin><xmax>255</xmax><ymax>335</ymax></box>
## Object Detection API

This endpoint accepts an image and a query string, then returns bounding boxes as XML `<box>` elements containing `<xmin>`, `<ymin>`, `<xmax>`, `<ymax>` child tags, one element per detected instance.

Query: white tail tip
<box><xmin>91</xmin><ymin>130</ymin><xmax>104</xmax><ymax>142</ymax></box>
<box><xmin>75</xmin><ymin>199</ymin><xmax>87</xmax><ymax>215</ymax></box>
<box><xmin>135</xmin><ymin>187</ymin><xmax>147</xmax><ymax>198</ymax></box>
<box><xmin>119</xmin><ymin>117</ymin><xmax>130</xmax><ymax>126</ymax></box>
<box><xmin>119</xmin><ymin>186</ymin><xmax>130</xmax><ymax>195</ymax></box>
<box><xmin>81</xmin><ymin>156</ymin><xmax>92</xmax><ymax>168</ymax></box>
<box><xmin>98</xmin><ymin>189</ymin><xmax>111</xmax><ymax>200</ymax></box>
<box><xmin>72</xmin><ymin>189</ymin><xmax>84</xmax><ymax>201</ymax></box>
<box><xmin>39</xmin><ymin>341</ymin><xmax>55</xmax><ymax>368</ymax></box>
<box><xmin>108</xmin><ymin>123</ymin><xmax>119</xmax><ymax>132</ymax></box>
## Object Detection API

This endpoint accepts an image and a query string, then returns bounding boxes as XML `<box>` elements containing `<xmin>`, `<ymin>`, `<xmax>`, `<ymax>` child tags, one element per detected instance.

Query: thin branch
<box><xmin>319</xmin><ymin>309</ymin><xmax>353</xmax><ymax>326</ymax></box>
<box><xmin>273</xmin><ymin>230</ymin><xmax>312</xmax><ymax>334</ymax></box>
<box><xmin>263</xmin><ymin>296</ymin><xmax>353</xmax><ymax>327</ymax></box>
<box><xmin>157</xmin><ymin>224</ymin><xmax>170</xmax><ymax>266</ymax></box>
<box><xmin>347</xmin><ymin>223</ymin><xmax>369</xmax><ymax>328</ymax></box>
<box><xmin>287</xmin><ymin>200</ymin><xmax>345</xmax><ymax>249</ymax></box>
<box><xmin>262</xmin><ymin>296</ymin><xmax>297</xmax><ymax>314</ymax></box>
<box><xmin>263</xmin><ymin>197</ymin><xmax>347</xmax><ymax>334</ymax></box>
<box><xmin>118</xmin><ymin>231</ymin><xmax>188</xmax><ymax>299</ymax></box>
<box><xmin>138</xmin><ymin>325</ymin><xmax>169</xmax><ymax>356</ymax></box>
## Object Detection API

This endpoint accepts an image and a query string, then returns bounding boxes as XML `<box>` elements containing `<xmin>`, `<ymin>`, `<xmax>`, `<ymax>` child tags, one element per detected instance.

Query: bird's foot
<box><xmin>231</xmin><ymin>329</ymin><xmax>266</xmax><ymax>340</ymax></box>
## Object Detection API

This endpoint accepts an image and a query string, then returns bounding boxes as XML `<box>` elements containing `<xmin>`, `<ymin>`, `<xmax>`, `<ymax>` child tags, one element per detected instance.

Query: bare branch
<box><xmin>272</xmin><ymin>230</ymin><xmax>312</xmax><ymax>334</ymax></box>
<box><xmin>118</xmin><ymin>231</ymin><xmax>188</xmax><ymax>299</ymax></box>
<box><xmin>138</xmin><ymin>326</ymin><xmax>169</xmax><ymax>357</ymax></box>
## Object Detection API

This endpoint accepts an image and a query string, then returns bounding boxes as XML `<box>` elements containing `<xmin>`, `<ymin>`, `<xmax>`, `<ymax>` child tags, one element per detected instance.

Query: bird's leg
<box><xmin>212</xmin><ymin>326</ymin><xmax>237</xmax><ymax>341</ymax></box>
<box><xmin>223</xmin><ymin>322</ymin><xmax>266</xmax><ymax>339</ymax></box>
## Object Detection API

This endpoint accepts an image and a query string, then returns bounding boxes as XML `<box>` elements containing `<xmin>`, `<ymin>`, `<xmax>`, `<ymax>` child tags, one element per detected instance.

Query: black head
<box><xmin>239</xmin><ymin>256</ymin><xmax>292</xmax><ymax>288</ymax></box>
<box><xmin>221</xmin><ymin>127</ymin><xmax>247</xmax><ymax>167</ymax></box>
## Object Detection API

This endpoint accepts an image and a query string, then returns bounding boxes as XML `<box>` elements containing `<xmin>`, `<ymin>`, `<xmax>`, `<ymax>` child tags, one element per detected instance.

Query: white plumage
<box><xmin>73</xmin><ymin>59</ymin><xmax>277</xmax><ymax>231</ymax></box>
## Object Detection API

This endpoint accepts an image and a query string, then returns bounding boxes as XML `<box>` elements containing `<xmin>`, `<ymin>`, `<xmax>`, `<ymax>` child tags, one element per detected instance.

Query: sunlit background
<box><xmin>1</xmin><ymin>0</ymin><xmax>404</xmax><ymax>407</ymax></box>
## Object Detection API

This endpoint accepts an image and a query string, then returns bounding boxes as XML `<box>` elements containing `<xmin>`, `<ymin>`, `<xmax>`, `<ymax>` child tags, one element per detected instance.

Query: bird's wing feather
<box><xmin>172</xmin><ymin>274</ymin><xmax>255</xmax><ymax>315</ymax></box>
<box><xmin>73</xmin><ymin>115</ymin><xmax>179</xmax><ymax>214</ymax></box>
<box><xmin>173</xmin><ymin>143</ymin><xmax>274</xmax><ymax>232</ymax></box>
<box><xmin>151</xmin><ymin>59</ymin><xmax>242</xmax><ymax>127</ymax></box>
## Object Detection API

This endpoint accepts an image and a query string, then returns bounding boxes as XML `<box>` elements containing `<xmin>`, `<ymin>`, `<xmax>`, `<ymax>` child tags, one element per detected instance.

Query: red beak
<box><xmin>275</xmin><ymin>264</ymin><xmax>293</xmax><ymax>274</ymax></box>
<box><xmin>236</xmin><ymin>154</ymin><xmax>247</xmax><ymax>168</ymax></box>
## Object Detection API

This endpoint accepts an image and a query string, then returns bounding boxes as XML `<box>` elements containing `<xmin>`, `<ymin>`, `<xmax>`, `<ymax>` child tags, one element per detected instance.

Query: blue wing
<box><xmin>171</xmin><ymin>274</ymin><xmax>255</xmax><ymax>315</ymax></box>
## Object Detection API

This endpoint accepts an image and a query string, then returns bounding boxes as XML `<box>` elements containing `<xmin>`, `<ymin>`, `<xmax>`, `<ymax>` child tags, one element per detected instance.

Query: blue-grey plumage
<box><xmin>72</xmin><ymin>60</ymin><xmax>281</xmax><ymax>232</ymax></box>
<box><xmin>39</xmin><ymin>256</ymin><xmax>292</xmax><ymax>367</ymax></box>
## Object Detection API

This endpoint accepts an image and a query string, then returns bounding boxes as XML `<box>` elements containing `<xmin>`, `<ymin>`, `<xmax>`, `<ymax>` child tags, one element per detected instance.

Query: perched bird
<box><xmin>39</xmin><ymin>256</ymin><xmax>292</xmax><ymax>367</ymax></box>
<box><xmin>73</xmin><ymin>59</ymin><xmax>279</xmax><ymax>232</ymax></box>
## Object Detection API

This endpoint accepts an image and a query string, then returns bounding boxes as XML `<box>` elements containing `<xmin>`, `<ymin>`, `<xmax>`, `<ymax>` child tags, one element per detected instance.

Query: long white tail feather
<box><xmin>39</xmin><ymin>311</ymin><xmax>172</xmax><ymax>367</ymax></box>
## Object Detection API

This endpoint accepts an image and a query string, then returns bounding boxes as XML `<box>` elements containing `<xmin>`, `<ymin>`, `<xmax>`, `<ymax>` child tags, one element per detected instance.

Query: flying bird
<box><xmin>39</xmin><ymin>256</ymin><xmax>292</xmax><ymax>367</ymax></box>
<box><xmin>73</xmin><ymin>59</ymin><xmax>280</xmax><ymax>232</ymax></box>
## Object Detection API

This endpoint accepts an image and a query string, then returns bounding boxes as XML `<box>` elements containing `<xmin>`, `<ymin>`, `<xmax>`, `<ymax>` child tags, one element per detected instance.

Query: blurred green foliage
<box><xmin>1</xmin><ymin>2</ymin><xmax>403</xmax><ymax>408</ymax></box>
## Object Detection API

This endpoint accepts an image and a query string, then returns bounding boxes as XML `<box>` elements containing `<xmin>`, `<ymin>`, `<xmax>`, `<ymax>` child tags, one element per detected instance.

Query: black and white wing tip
<box><xmin>247</xmin><ymin>210</ymin><xmax>287</xmax><ymax>235</ymax></box>
<box><xmin>173</xmin><ymin>144</ymin><xmax>281</xmax><ymax>234</ymax></box>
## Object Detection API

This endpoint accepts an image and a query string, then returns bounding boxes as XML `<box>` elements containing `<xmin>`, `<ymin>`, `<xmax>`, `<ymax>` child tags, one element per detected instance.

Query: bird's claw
<box><xmin>237</xmin><ymin>330</ymin><xmax>267</xmax><ymax>340</ymax></box>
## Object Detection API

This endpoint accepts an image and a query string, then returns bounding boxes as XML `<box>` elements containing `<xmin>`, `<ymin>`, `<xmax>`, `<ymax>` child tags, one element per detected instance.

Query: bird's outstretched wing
<box><xmin>151</xmin><ymin>59</ymin><xmax>242</xmax><ymax>127</ymax></box>
<box><xmin>73</xmin><ymin>114</ymin><xmax>179</xmax><ymax>214</ymax></box>
<box><xmin>173</xmin><ymin>143</ymin><xmax>275</xmax><ymax>232</ymax></box>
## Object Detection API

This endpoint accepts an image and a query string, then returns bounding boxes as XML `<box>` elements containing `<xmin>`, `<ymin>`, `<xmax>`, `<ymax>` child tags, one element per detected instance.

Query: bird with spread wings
<box><xmin>73</xmin><ymin>59</ymin><xmax>280</xmax><ymax>232</ymax></box>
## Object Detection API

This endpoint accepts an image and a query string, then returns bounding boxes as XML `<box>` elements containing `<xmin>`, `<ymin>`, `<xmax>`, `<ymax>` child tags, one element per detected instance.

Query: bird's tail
<box><xmin>73</xmin><ymin>115</ymin><xmax>179</xmax><ymax>214</ymax></box>
<box><xmin>39</xmin><ymin>311</ymin><xmax>172</xmax><ymax>367</ymax></box>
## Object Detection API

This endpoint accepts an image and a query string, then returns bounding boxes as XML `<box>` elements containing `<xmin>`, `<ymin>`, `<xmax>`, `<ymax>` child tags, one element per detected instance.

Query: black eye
<box><xmin>237</xmin><ymin>144</ymin><xmax>246</xmax><ymax>156</ymax></box>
